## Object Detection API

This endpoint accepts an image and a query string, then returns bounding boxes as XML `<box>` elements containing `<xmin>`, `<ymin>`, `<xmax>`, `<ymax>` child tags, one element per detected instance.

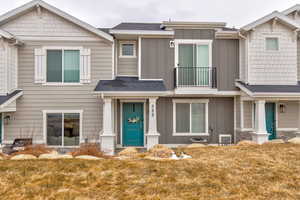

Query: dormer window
<box><xmin>266</xmin><ymin>37</ymin><xmax>279</xmax><ymax>51</ymax></box>
<box><xmin>119</xmin><ymin>41</ymin><xmax>136</xmax><ymax>58</ymax></box>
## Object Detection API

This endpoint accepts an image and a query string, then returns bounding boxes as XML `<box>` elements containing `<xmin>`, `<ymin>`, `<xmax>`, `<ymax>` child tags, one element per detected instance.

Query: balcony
<box><xmin>174</xmin><ymin>67</ymin><xmax>217</xmax><ymax>88</ymax></box>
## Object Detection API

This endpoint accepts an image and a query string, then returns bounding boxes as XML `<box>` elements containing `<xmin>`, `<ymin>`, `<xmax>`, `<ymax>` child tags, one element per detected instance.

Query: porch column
<box><xmin>252</xmin><ymin>100</ymin><xmax>269</xmax><ymax>144</ymax></box>
<box><xmin>100</xmin><ymin>98</ymin><xmax>115</xmax><ymax>155</ymax></box>
<box><xmin>296</xmin><ymin>101</ymin><xmax>300</xmax><ymax>137</ymax></box>
<box><xmin>146</xmin><ymin>97</ymin><xmax>160</xmax><ymax>150</ymax></box>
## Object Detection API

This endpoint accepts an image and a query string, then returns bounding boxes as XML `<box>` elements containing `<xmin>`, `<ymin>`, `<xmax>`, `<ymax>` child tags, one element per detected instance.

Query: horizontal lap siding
<box><xmin>157</xmin><ymin>97</ymin><xmax>234</xmax><ymax>144</ymax></box>
<box><xmin>278</xmin><ymin>101</ymin><xmax>298</xmax><ymax>128</ymax></box>
<box><xmin>243</xmin><ymin>101</ymin><xmax>253</xmax><ymax>129</ymax></box>
<box><xmin>3</xmin><ymin>41</ymin><xmax>112</xmax><ymax>143</ymax></box>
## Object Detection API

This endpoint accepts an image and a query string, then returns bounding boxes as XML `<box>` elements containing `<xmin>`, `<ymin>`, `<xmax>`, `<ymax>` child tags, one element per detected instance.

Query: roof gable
<box><xmin>0</xmin><ymin>0</ymin><xmax>113</xmax><ymax>42</ymax></box>
<box><xmin>282</xmin><ymin>4</ymin><xmax>300</xmax><ymax>15</ymax></box>
<box><xmin>241</xmin><ymin>11</ymin><xmax>300</xmax><ymax>32</ymax></box>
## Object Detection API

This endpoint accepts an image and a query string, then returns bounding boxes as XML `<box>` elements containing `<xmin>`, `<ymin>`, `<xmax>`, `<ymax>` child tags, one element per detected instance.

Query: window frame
<box><xmin>119</xmin><ymin>41</ymin><xmax>136</xmax><ymax>58</ymax></box>
<box><xmin>172</xmin><ymin>99</ymin><xmax>209</xmax><ymax>136</ymax></box>
<box><xmin>43</xmin><ymin>110</ymin><xmax>83</xmax><ymax>148</ymax></box>
<box><xmin>43</xmin><ymin>46</ymin><xmax>83</xmax><ymax>85</ymax></box>
<box><xmin>174</xmin><ymin>39</ymin><xmax>212</xmax><ymax>68</ymax></box>
<box><xmin>265</xmin><ymin>37</ymin><xmax>279</xmax><ymax>51</ymax></box>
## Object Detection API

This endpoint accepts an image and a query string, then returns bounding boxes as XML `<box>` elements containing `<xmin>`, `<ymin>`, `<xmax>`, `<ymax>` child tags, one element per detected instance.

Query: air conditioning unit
<box><xmin>219</xmin><ymin>134</ymin><xmax>232</xmax><ymax>145</ymax></box>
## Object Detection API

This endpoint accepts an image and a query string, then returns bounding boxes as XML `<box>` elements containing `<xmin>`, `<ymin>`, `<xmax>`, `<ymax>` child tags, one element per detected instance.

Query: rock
<box><xmin>237</xmin><ymin>140</ymin><xmax>257</xmax><ymax>146</ymax></box>
<box><xmin>185</xmin><ymin>143</ymin><xmax>206</xmax><ymax>148</ymax></box>
<box><xmin>266</xmin><ymin>139</ymin><xmax>285</xmax><ymax>144</ymax></box>
<box><xmin>148</xmin><ymin>144</ymin><xmax>173</xmax><ymax>158</ymax></box>
<box><xmin>10</xmin><ymin>154</ymin><xmax>37</xmax><ymax>160</ymax></box>
<box><xmin>118</xmin><ymin>147</ymin><xmax>139</xmax><ymax>157</ymax></box>
<box><xmin>288</xmin><ymin>137</ymin><xmax>300</xmax><ymax>144</ymax></box>
<box><xmin>75</xmin><ymin>155</ymin><xmax>103</xmax><ymax>160</ymax></box>
<box><xmin>39</xmin><ymin>153</ymin><xmax>73</xmax><ymax>159</ymax></box>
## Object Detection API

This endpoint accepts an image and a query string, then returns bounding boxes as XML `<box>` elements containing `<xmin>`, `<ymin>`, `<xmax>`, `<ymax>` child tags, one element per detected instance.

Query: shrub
<box><xmin>70</xmin><ymin>143</ymin><xmax>107</xmax><ymax>158</ymax></box>
<box><xmin>12</xmin><ymin>145</ymin><xmax>53</xmax><ymax>157</ymax></box>
<box><xmin>148</xmin><ymin>144</ymin><xmax>173</xmax><ymax>158</ymax></box>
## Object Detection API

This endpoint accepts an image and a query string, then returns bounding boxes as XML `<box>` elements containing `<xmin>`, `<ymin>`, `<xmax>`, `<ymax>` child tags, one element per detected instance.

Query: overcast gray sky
<box><xmin>0</xmin><ymin>0</ymin><xmax>299</xmax><ymax>28</ymax></box>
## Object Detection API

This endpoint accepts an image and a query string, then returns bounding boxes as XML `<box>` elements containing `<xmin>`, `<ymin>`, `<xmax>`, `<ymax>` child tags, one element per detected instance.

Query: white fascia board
<box><xmin>282</xmin><ymin>4</ymin><xmax>300</xmax><ymax>15</ymax></box>
<box><xmin>94</xmin><ymin>91</ymin><xmax>173</xmax><ymax>97</ymax></box>
<box><xmin>0</xmin><ymin>90</ymin><xmax>23</xmax><ymax>109</ymax></box>
<box><xmin>109</xmin><ymin>29</ymin><xmax>174</xmax><ymax>35</ymax></box>
<box><xmin>0</xmin><ymin>0</ymin><xmax>113</xmax><ymax>42</ymax></box>
<box><xmin>241</xmin><ymin>11</ymin><xmax>300</xmax><ymax>32</ymax></box>
<box><xmin>0</xmin><ymin>29</ymin><xmax>14</xmax><ymax>39</ymax></box>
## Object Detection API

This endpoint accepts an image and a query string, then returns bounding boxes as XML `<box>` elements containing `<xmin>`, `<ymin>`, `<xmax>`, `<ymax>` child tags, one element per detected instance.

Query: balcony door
<box><xmin>178</xmin><ymin>43</ymin><xmax>210</xmax><ymax>86</ymax></box>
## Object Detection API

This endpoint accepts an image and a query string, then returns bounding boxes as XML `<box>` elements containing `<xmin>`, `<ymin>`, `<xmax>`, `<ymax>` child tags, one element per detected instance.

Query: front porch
<box><xmin>237</xmin><ymin>98</ymin><xmax>300</xmax><ymax>144</ymax></box>
<box><xmin>99</xmin><ymin>97</ymin><xmax>160</xmax><ymax>155</ymax></box>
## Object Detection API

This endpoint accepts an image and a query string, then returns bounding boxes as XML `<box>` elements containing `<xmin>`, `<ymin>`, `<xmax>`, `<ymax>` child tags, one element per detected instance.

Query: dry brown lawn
<box><xmin>0</xmin><ymin>143</ymin><xmax>299</xmax><ymax>200</ymax></box>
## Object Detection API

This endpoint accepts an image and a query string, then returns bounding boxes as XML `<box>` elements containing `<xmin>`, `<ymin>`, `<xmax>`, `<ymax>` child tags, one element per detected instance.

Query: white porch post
<box><xmin>100</xmin><ymin>98</ymin><xmax>115</xmax><ymax>155</ymax></box>
<box><xmin>296</xmin><ymin>101</ymin><xmax>300</xmax><ymax>137</ymax></box>
<box><xmin>146</xmin><ymin>97</ymin><xmax>160</xmax><ymax>150</ymax></box>
<box><xmin>252</xmin><ymin>100</ymin><xmax>269</xmax><ymax>144</ymax></box>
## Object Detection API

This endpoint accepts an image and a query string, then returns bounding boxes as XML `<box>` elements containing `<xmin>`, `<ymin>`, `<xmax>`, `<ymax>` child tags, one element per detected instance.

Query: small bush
<box><xmin>148</xmin><ymin>144</ymin><xmax>173</xmax><ymax>158</ymax></box>
<box><xmin>118</xmin><ymin>147</ymin><xmax>139</xmax><ymax>158</ymax></box>
<box><xmin>12</xmin><ymin>145</ymin><xmax>53</xmax><ymax>157</ymax></box>
<box><xmin>71</xmin><ymin>143</ymin><xmax>107</xmax><ymax>158</ymax></box>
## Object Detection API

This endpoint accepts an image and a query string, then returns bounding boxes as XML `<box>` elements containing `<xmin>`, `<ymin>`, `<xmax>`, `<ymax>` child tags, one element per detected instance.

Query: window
<box><xmin>175</xmin><ymin>40</ymin><xmax>212</xmax><ymax>86</ymax></box>
<box><xmin>45</xmin><ymin>111</ymin><xmax>82</xmax><ymax>147</ymax></box>
<box><xmin>46</xmin><ymin>49</ymin><xmax>80</xmax><ymax>83</ymax></box>
<box><xmin>266</xmin><ymin>38</ymin><xmax>279</xmax><ymax>51</ymax></box>
<box><xmin>173</xmin><ymin>99</ymin><xmax>209</xmax><ymax>136</ymax></box>
<box><xmin>119</xmin><ymin>41</ymin><xmax>136</xmax><ymax>57</ymax></box>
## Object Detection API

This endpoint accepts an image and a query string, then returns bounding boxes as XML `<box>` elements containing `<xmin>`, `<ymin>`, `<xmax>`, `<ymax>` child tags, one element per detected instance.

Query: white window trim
<box><xmin>172</xmin><ymin>99</ymin><xmax>209</xmax><ymax>136</ymax></box>
<box><xmin>43</xmin><ymin>46</ymin><xmax>83</xmax><ymax>85</ymax></box>
<box><xmin>119</xmin><ymin>41</ymin><xmax>137</xmax><ymax>58</ymax></box>
<box><xmin>174</xmin><ymin>39</ymin><xmax>213</xmax><ymax>68</ymax></box>
<box><xmin>42</xmin><ymin>110</ymin><xmax>83</xmax><ymax>148</ymax></box>
<box><xmin>265</xmin><ymin>36</ymin><xmax>280</xmax><ymax>52</ymax></box>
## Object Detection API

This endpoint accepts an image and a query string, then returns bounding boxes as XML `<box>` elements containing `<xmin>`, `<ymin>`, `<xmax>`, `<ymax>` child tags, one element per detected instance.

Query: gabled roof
<box><xmin>112</xmin><ymin>23</ymin><xmax>163</xmax><ymax>31</ymax></box>
<box><xmin>282</xmin><ymin>4</ymin><xmax>300</xmax><ymax>15</ymax></box>
<box><xmin>0</xmin><ymin>29</ymin><xmax>14</xmax><ymax>39</ymax></box>
<box><xmin>0</xmin><ymin>90</ymin><xmax>23</xmax><ymax>109</ymax></box>
<box><xmin>241</xmin><ymin>11</ymin><xmax>300</xmax><ymax>32</ymax></box>
<box><xmin>0</xmin><ymin>0</ymin><xmax>113</xmax><ymax>42</ymax></box>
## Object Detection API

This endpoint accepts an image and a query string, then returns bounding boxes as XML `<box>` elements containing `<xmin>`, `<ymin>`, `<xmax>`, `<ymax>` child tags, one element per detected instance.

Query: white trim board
<box><xmin>109</xmin><ymin>29</ymin><xmax>174</xmax><ymax>35</ymax></box>
<box><xmin>0</xmin><ymin>0</ymin><xmax>113</xmax><ymax>42</ymax></box>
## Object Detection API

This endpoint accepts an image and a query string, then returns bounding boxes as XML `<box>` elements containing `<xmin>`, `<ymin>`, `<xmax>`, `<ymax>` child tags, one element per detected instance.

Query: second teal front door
<box><xmin>265</xmin><ymin>103</ymin><xmax>276</xmax><ymax>140</ymax></box>
<box><xmin>123</xmin><ymin>103</ymin><xmax>144</xmax><ymax>147</ymax></box>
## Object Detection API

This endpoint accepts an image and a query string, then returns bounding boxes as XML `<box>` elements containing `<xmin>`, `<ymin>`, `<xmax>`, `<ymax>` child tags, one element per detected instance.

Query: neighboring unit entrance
<box><xmin>265</xmin><ymin>103</ymin><xmax>276</xmax><ymax>140</ymax></box>
<box><xmin>122</xmin><ymin>103</ymin><xmax>144</xmax><ymax>147</ymax></box>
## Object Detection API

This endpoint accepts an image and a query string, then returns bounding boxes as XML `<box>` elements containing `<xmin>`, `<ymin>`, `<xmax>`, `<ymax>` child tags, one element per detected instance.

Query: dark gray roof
<box><xmin>95</xmin><ymin>77</ymin><xmax>166</xmax><ymax>92</ymax></box>
<box><xmin>112</xmin><ymin>23</ymin><xmax>163</xmax><ymax>31</ymax></box>
<box><xmin>98</xmin><ymin>28</ymin><xmax>111</xmax><ymax>34</ymax></box>
<box><xmin>0</xmin><ymin>90</ymin><xmax>23</xmax><ymax>105</ymax></box>
<box><xmin>237</xmin><ymin>81</ymin><xmax>300</xmax><ymax>93</ymax></box>
<box><xmin>222</xmin><ymin>27</ymin><xmax>238</xmax><ymax>31</ymax></box>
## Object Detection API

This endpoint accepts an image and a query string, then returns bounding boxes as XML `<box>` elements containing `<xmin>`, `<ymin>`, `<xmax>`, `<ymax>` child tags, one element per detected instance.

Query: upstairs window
<box><xmin>266</xmin><ymin>37</ymin><xmax>279</xmax><ymax>51</ymax></box>
<box><xmin>47</xmin><ymin>49</ymin><xmax>80</xmax><ymax>83</ymax></box>
<box><xmin>119</xmin><ymin>41</ymin><xmax>136</xmax><ymax>58</ymax></box>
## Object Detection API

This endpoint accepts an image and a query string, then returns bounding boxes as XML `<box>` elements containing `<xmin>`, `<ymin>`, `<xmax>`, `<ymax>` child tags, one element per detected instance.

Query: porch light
<box><xmin>4</xmin><ymin>114</ymin><xmax>11</xmax><ymax>124</ymax></box>
<box><xmin>279</xmin><ymin>104</ymin><xmax>286</xmax><ymax>113</ymax></box>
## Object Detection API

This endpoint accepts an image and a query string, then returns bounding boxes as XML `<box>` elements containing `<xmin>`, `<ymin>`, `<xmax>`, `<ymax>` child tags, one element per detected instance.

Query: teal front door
<box><xmin>265</xmin><ymin>103</ymin><xmax>276</xmax><ymax>140</ymax></box>
<box><xmin>123</xmin><ymin>103</ymin><xmax>144</xmax><ymax>146</ymax></box>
